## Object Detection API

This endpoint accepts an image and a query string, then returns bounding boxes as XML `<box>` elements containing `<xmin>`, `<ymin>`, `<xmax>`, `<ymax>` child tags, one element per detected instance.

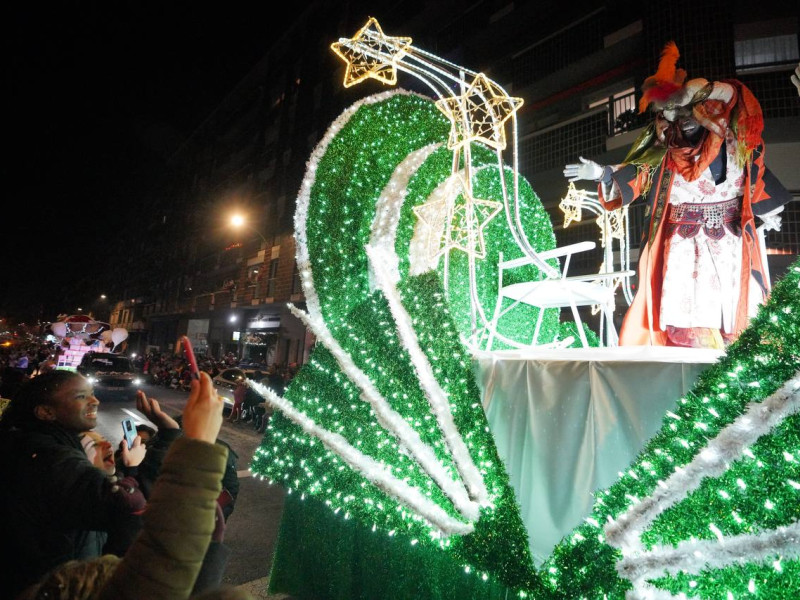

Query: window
<box><xmin>266</xmin><ymin>258</ymin><xmax>279</xmax><ymax>298</ymax></box>
<box><xmin>735</xmin><ymin>19</ymin><xmax>799</xmax><ymax>74</ymax></box>
<box><xmin>291</xmin><ymin>262</ymin><xmax>302</xmax><ymax>295</ymax></box>
<box><xmin>589</xmin><ymin>87</ymin><xmax>642</xmax><ymax>136</ymax></box>
<box><xmin>736</xmin><ymin>34</ymin><xmax>799</xmax><ymax>72</ymax></box>
<box><xmin>247</xmin><ymin>266</ymin><xmax>260</xmax><ymax>286</ymax></box>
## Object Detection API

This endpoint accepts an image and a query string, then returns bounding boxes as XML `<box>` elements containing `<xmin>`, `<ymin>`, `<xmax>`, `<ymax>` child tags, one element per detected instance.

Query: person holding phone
<box><xmin>0</xmin><ymin>371</ymin><xmax>148</xmax><ymax>597</ymax></box>
<box><xmin>20</xmin><ymin>372</ymin><xmax>242</xmax><ymax>600</ymax></box>
<box><xmin>78</xmin><ymin>429</ymin><xmax>147</xmax><ymax>558</ymax></box>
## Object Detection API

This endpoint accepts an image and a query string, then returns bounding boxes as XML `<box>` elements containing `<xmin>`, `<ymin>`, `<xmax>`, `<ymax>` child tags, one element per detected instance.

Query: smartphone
<box><xmin>180</xmin><ymin>335</ymin><xmax>200</xmax><ymax>380</ymax></box>
<box><xmin>121</xmin><ymin>417</ymin><xmax>137</xmax><ymax>449</ymax></box>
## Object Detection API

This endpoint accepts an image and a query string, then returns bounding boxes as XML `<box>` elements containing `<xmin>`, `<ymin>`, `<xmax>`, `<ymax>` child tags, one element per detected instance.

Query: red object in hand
<box><xmin>180</xmin><ymin>336</ymin><xmax>200</xmax><ymax>380</ymax></box>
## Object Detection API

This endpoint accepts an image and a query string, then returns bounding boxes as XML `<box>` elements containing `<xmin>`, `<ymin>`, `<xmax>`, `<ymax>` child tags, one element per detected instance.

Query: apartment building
<box><xmin>108</xmin><ymin>0</ymin><xmax>798</xmax><ymax>357</ymax></box>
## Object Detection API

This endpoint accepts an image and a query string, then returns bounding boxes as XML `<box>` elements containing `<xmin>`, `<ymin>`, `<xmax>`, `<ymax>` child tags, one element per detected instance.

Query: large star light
<box><xmin>414</xmin><ymin>175</ymin><xmax>502</xmax><ymax>260</ymax></box>
<box><xmin>330</xmin><ymin>18</ymin><xmax>413</xmax><ymax>88</ymax></box>
<box><xmin>558</xmin><ymin>182</ymin><xmax>586</xmax><ymax>228</ymax></box>
<box><xmin>435</xmin><ymin>73</ymin><xmax>523</xmax><ymax>150</ymax></box>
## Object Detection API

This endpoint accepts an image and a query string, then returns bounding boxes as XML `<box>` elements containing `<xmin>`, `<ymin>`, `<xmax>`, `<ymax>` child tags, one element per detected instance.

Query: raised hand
<box><xmin>119</xmin><ymin>435</ymin><xmax>146</xmax><ymax>467</ymax></box>
<box><xmin>136</xmin><ymin>390</ymin><xmax>180</xmax><ymax>431</ymax></box>
<box><xmin>563</xmin><ymin>156</ymin><xmax>604</xmax><ymax>182</ymax></box>
<box><xmin>180</xmin><ymin>372</ymin><xmax>223</xmax><ymax>444</ymax></box>
<box><xmin>760</xmin><ymin>211</ymin><xmax>783</xmax><ymax>232</ymax></box>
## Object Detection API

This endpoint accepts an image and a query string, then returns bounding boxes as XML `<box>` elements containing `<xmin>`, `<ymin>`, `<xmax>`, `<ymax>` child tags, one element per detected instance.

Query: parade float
<box><xmin>246</xmin><ymin>19</ymin><xmax>799</xmax><ymax>599</ymax></box>
<box><xmin>49</xmin><ymin>314</ymin><xmax>129</xmax><ymax>369</ymax></box>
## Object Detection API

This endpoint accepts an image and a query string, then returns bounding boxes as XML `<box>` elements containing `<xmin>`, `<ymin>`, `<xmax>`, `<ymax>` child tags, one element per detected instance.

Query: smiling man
<box><xmin>0</xmin><ymin>371</ymin><xmax>146</xmax><ymax>597</ymax></box>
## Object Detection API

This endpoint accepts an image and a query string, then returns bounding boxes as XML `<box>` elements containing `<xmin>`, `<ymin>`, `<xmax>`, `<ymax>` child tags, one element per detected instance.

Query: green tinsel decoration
<box><xmin>252</xmin><ymin>86</ymin><xmax>800</xmax><ymax>599</ymax></box>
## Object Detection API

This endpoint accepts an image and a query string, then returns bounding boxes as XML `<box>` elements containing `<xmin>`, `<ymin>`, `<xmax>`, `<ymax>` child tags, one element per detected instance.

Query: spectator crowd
<box><xmin>0</xmin><ymin>333</ymin><xmax>298</xmax><ymax>599</ymax></box>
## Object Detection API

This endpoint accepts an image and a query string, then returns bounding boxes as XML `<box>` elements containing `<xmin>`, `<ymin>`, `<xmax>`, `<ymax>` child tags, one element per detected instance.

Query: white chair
<box><xmin>484</xmin><ymin>241</ymin><xmax>634</xmax><ymax>349</ymax></box>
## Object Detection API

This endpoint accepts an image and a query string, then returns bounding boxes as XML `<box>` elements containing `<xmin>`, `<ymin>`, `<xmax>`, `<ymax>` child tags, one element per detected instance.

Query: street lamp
<box><xmin>229</xmin><ymin>214</ymin><xmax>268</xmax><ymax>247</ymax></box>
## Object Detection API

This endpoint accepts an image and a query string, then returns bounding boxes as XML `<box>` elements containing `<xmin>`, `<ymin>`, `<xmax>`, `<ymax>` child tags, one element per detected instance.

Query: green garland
<box><xmin>253</xmin><ymin>90</ymin><xmax>799</xmax><ymax>599</ymax></box>
<box><xmin>543</xmin><ymin>261</ymin><xmax>800</xmax><ymax>598</ymax></box>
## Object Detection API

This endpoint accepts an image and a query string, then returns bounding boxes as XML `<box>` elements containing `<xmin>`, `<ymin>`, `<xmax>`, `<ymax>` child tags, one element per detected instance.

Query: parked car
<box><xmin>212</xmin><ymin>367</ymin><xmax>266</xmax><ymax>412</ymax></box>
<box><xmin>77</xmin><ymin>352</ymin><xmax>141</xmax><ymax>401</ymax></box>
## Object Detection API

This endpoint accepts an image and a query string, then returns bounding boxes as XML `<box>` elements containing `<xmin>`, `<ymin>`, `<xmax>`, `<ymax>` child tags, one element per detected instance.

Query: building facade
<box><xmin>102</xmin><ymin>0</ymin><xmax>798</xmax><ymax>357</ymax></box>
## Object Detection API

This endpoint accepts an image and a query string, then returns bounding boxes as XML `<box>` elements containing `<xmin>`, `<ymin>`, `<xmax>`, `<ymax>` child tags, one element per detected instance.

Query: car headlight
<box><xmin>87</xmin><ymin>376</ymin><xmax>97</xmax><ymax>384</ymax></box>
<box><xmin>133</xmin><ymin>378</ymin><xmax>142</xmax><ymax>385</ymax></box>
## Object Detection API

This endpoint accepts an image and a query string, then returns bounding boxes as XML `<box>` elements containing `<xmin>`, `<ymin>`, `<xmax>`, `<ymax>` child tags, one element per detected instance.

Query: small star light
<box><xmin>600</xmin><ymin>208</ymin><xmax>626</xmax><ymax>242</ymax></box>
<box><xmin>414</xmin><ymin>175</ymin><xmax>502</xmax><ymax>260</ymax></box>
<box><xmin>559</xmin><ymin>182</ymin><xmax>586</xmax><ymax>229</ymax></box>
<box><xmin>412</xmin><ymin>191</ymin><xmax>450</xmax><ymax>263</ymax></box>
<box><xmin>435</xmin><ymin>73</ymin><xmax>523</xmax><ymax>150</ymax></box>
<box><xmin>330</xmin><ymin>18</ymin><xmax>413</xmax><ymax>88</ymax></box>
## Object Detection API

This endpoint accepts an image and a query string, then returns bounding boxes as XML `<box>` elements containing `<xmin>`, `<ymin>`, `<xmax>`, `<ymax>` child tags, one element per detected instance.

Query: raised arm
<box><xmin>97</xmin><ymin>372</ymin><xmax>227</xmax><ymax>600</ymax></box>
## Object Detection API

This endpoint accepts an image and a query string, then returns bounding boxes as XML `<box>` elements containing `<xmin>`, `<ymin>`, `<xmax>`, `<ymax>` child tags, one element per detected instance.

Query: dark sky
<box><xmin>4</xmin><ymin>2</ymin><xmax>309</xmax><ymax>324</ymax></box>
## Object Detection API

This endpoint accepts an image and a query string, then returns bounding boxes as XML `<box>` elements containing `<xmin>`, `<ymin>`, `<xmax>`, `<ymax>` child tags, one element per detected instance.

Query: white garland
<box><xmin>248</xmin><ymin>379</ymin><xmax>473</xmax><ymax>536</ymax></box>
<box><xmin>278</xmin><ymin>90</ymin><xmax>485</xmax><ymax>529</ymax></box>
<box><xmin>286</xmin><ymin>302</ymin><xmax>481</xmax><ymax>521</ymax></box>
<box><xmin>366</xmin><ymin>244</ymin><xmax>489</xmax><ymax>503</ymax></box>
<box><xmin>618</xmin><ymin>521</ymin><xmax>800</xmax><ymax>585</ymax></box>
<box><xmin>606</xmin><ymin>372</ymin><xmax>800</xmax><ymax>553</ymax></box>
<box><xmin>602</xmin><ymin>372</ymin><xmax>800</xmax><ymax>598</ymax></box>
<box><xmin>368</xmin><ymin>142</ymin><xmax>441</xmax><ymax>288</ymax></box>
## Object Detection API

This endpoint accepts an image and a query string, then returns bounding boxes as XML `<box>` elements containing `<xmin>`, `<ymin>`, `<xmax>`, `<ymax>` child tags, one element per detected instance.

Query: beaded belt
<box><xmin>666</xmin><ymin>197</ymin><xmax>741</xmax><ymax>240</ymax></box>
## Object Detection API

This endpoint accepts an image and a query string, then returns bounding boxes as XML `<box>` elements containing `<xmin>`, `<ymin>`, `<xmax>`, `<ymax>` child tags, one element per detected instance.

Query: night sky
<box><xmin>5</xmin><ymin>3</ymin><xmax>309</xmax><ymax>324</ymax></box>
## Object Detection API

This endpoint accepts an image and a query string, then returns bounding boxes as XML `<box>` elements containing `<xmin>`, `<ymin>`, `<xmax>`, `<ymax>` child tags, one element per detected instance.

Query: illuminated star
<box><xmin>435</xmin><ymin>73</ymin><xmax>523</xmax><ymax>150</ymax></box>
<box><xmin>330</xmin><ymin>17</ymin><xmax>413</xmax><ymax>88</ymax></box>
<box><xmin>414</xmin><ymin>175</ymin><xmax>502</xmax><ymax>260</ymax></box>
<box><xmin>559</xmin><ymin>182</ymin><xmax>585</xmax><ymax>228</ymax></box>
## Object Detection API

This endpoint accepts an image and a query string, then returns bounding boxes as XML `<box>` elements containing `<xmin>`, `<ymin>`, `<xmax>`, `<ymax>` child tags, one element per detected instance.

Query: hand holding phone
<box><xmin>121</xmin><ymin>417</ymin><xmax>138</xmax><ymax>449</ymax></box>
<box><xmin>180</xmin><ymin>335</ymin><xmax>200</xmax><ymax>380</ymax></box>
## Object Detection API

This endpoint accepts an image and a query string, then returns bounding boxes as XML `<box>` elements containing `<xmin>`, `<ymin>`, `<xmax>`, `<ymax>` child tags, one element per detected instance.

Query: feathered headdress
<box><xmin>639</xmin><ymin>41</ymin><xmax>687</xmax><ymax>113</ymax></box>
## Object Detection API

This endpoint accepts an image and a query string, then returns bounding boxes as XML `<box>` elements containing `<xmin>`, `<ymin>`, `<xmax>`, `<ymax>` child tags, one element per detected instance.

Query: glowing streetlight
<box><xmin>100</xmin><ymin>294</ymin><xmax>107</xmax><ymax>300</ymax></box>
<box><xmin>229</xmin><ymin>214</ymin><xmax>268</xmax><ymax>246</ymax></box>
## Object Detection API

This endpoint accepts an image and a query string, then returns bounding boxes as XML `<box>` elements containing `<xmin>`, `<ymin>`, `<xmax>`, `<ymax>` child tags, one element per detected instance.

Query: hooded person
<box><xmin>564</xmin><ymin>41</ymin><xmax>791</xmax><ymax>348</ymax></box>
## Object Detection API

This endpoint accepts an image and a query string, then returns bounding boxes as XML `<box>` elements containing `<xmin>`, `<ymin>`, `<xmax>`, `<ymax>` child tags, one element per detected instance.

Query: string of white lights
<box><xmin>366</xmin><ymin>244</ymin><xmax>489</xmax><ymax>503</ymax></box>
<box><xmin>618</xmin><ymin>521</ymin><xmax>800</xmax><ymax>588</ymax></box>
<box><xmin>606</xmin><ymin>372</ymin><xmax>800</xmax><ymax>555</ymax></box>
<box><xmin>248</xmin><ymin>379</ymin><xmax>474</xmax><ymax>535</ymax></box>
<box><xmin>286</xmin><ymin>301</ymin><xmax>481</xmax><ymax>521</ymax></box>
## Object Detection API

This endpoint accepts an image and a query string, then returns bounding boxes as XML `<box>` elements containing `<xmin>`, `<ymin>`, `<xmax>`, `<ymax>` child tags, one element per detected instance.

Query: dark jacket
<box><xmin>0</xmin><ymin>420</ymin><xmax>144</xmax><ymax>598</ymax></box>
<box><xmin>18</xmin><ymin>437</ymin><xmax>250</xmax><ymax>600</ymax></box>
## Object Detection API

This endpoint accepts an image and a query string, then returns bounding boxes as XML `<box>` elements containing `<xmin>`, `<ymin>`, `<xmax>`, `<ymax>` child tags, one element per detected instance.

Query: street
<box><xmin>93</xmin><ymin>382</ymin><xmax>287</xmax><ymax>592</ymax></box>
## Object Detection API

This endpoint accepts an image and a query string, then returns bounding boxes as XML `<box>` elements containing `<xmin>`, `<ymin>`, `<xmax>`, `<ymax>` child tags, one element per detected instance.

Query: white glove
<box><xmin>792</xmin><ymin>62</ymin><xmax>800</xmax><ymax>97</ymax></box>
<box><xmin>759</xmin><ymin>206</ymin><xmax>784</xmax><ymax>232</ymax></box>
<box><xmin>563</xmin><ymin>156</ymin><xmax>604</xmax><ymax>182</ymax></box>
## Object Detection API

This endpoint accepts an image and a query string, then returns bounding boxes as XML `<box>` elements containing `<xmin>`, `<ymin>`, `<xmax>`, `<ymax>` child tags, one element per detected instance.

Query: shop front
<box><xmin>241</xmin><ymin>314</ymin><xmax>281</xmax><ymax>364</ymax></box>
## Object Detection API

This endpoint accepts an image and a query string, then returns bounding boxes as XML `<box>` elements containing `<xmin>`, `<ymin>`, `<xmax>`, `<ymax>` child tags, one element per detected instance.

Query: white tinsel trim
<box><xmin>606</xmin><ymin>373</ymin><xmax>800</xmax><ymax>555</ymax></box>
<box><xmin>368</xmin><ymin>142</ymin><xmax>441</xmax><ymax>289</ymax></box>
<box><xmin>366</xmin><ymin>244</ymin><xmax>489</xmax><ymax>503</ymax></box>
<box><xmin>288</xmin><ymin>89</ymin><xmax>485</xmax><ymax>526</ymax></box>
<box><xmin>286</xmin><ymin>302</ymin><xmax>481</xmax><ymax>521</ymax></box>
<box><xmin>406</xmin><ymin>172</ymin><xmax>461</xmax><ymax>275</ymax></box>
<box><xmin>618</xmin><ymin>521</ymin><xmax>800</xmax><ymax>584</ymax></box>
<box><xmin>294</xmin><ymin>89</ymin><xmax>430</xmax><ymax>324</ymax></box>
<box><xmin>248</xmin><ymin>379</ymin><xmax>474</xmax><ymax>536</ymax></box>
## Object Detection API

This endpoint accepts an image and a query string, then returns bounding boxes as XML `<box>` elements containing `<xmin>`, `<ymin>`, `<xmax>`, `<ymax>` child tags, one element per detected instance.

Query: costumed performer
<box><xmin>564</xmin><ymin>41</ymin><xmax>791</xmax><ymax>348</ymax></box>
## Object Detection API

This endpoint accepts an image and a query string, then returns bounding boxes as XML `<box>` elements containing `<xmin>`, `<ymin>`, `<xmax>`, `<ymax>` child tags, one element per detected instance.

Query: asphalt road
<box><xmin>93</xmin><ymin>382</ymin><xmax>286</xmax><ymax>588</ymax></box>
